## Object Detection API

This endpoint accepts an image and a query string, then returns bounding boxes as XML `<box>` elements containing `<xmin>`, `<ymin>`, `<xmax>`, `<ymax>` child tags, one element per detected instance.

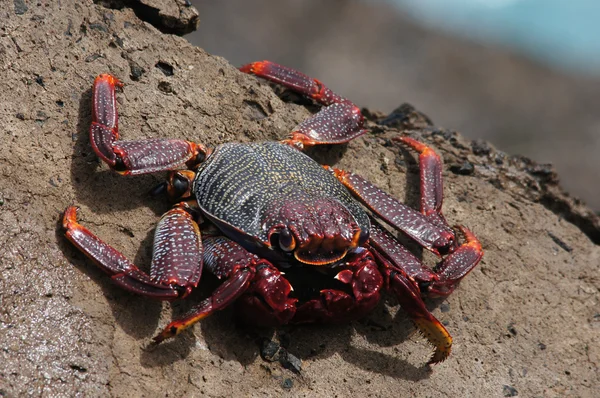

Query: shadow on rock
<box><xmin>70</xmin><ymin>87</ymin><xmax>168</xmax><ymax>216</ymax></box>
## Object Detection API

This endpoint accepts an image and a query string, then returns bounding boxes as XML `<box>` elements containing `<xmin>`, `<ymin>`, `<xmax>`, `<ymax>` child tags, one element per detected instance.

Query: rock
<box><xmin>0</xmin><ymin>1</ymin><xmax>597</xmax><ymax>397</ymax></box>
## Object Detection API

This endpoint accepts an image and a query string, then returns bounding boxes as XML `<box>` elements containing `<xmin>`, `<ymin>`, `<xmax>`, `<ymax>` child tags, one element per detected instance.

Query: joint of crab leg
<box><xmin>90</xmin><ymin>73</ymin><xmax>211</xmax><ymax>175</ymax></box>
<box><xmin>240</xmin><ymin>60</ymin><xmax>346</xmax><ymax>106</ymax></box>
<box><xmin>164</xmin><ymin>170</ymin><xmax>197</xmax><ymax>200</ymax></box>
<box><xmin>62</xmin><ymin>206</ymin><xmax>186</xmax><ymax>299</ymax></box>
<box><xmin>429</xmin><ymin>225</ymin><xmax>483</xmax><ymax>296</ymax></box>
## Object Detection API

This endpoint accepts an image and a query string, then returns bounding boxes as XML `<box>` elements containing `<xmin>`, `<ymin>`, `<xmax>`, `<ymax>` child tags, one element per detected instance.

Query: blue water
<box><xmin>383</xmin><ymin>0</ymin><xmax>600</xmax><ymax>76</ymax></box>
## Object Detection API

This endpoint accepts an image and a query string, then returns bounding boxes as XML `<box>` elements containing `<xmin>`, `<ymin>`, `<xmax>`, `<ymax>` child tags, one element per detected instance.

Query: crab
<box><xmin>63</xmin><ymin>61</ymin><xmax>483</xmax><ymax>365</ymax></box>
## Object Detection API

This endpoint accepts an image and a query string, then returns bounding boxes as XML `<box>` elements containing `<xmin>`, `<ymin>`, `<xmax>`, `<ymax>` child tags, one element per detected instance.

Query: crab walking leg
<box><xmin>154</xmin><ymin>236</ymin><xmax>297</xmax><ymax>342</ymax></box>
<box><xmin>329</xmin><ymin>167</ymin><xmax>455</xmax><ymax>255</ymax></box>
<box><xmin>63</xmin><ymin>204</ymin><xmax>202</xmax><ymax>299</ymax></box>
<box><xmin>91</xmin><ymin>74</ymin><xmax>207</xmax><ymax>175</ymax></box>
<box><xmin>370</xmin><ymin>248</ymin><xmax>452</xmax><ymax>365</ymax></box>
<box><xmin>240</xmin><ymin>61</ymin><xmax>346</xmax><ymax>106</ymax></box>
<box><xmin>240</xmin><ymin>61</ymin><xmax>365</xmax><ymax>149</ymax></box>
<box><xmin>370</xmin><ymin>215</ymin><xmax>482</xmax><ymax>296</ymax></box>
<box><xmin>395</xmin><ymin>137</ymin><xmax>447</xmax><ymax>227</ymax></box>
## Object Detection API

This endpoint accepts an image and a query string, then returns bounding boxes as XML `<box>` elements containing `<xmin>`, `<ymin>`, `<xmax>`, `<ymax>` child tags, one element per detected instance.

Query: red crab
<box><xmin>63</xmin><ymin>61</ymin><xmax>483</xmax><ymax>364</ymax></box>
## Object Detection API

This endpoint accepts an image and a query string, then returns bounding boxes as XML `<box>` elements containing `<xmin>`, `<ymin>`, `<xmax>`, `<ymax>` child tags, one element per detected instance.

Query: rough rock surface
<box><xmin>0</xmin><ymin>1</ymin><xmax>598</xmax><ymax>397</ymax></box>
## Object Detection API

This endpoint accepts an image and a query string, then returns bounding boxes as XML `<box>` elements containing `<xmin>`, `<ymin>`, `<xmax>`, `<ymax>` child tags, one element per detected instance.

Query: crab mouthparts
<box><xmin>293</xmin><ymin>229</ymin><xmax>364</xmax><ymax>266</ymax></box>
<box><xmin>294</xmin><ymin>247</ymin><xmax>349</xmax><ymax>265</ymax></box>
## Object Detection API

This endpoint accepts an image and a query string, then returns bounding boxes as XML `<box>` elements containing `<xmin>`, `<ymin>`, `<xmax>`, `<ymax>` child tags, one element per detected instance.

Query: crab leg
<box><xmin>240</xmin><ymin>61</ymin><xmax>346</xmax><ymax>106</ymax></box>
<box><xmin>427</xmin><ymin>226</ymin><xmax>483</xmax><ymax>296</ymax></box>
<box><xmin>240</xmin><ymin>61</ymin><xmax>365</xmax><ymax>149</ymax></box>
<box><xmin>91</xmin><ymin>74</ymin><xmax>207</xmax><ymax>175</ymax></box>
<box><xmin>154</xmin><ymin>236</ymin><xmax>297</xmax><ymax>342</ymax></box>
<box><xmin>329</xmin><ymin>167</ymin><xmax>455</xmax><ymax>255</ymax></box>
<box><xmin>370</xmin><ymin>247</ymin><xmax>452</xmax><ymax>365</ymax></box>
<box><xmin>395</xmin><ymin>136</ymin><xmax>446</xmax><ymax>227</ymax></box>
<box><xmin>63</xmin><ymin>204</ymin><xmax>202</xmax><ymax>299</ymax></box>
<box><xmin>368</xmin><ymin>220</ymin><xmax>481</xmax><ymax>294</ymax></box>
<box><xmin>368</xmin><ymin>219</ymin><xmax>435</xmax><ymax>285</ymax></box>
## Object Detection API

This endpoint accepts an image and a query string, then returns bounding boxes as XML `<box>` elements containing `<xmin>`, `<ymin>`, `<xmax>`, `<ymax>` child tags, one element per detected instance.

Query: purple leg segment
<box><xmin>151</xmin><ymin>207</ymin><xmax>203</xmax><ymax>293</ymax></box>
<box><xmin>287</xmin><ymin>102</ymin><xmax>365</xmax><ymax>148</ymax></box>
<box><xmin>63</xmin><ymin>205</ymin><xmax>202</xmax><ymax>299</ymax></box>
<box><xmin>368</xmin><ymin>219</ymin><xmax>434</xmax><ymax>283</ymax></box>
<box><xmin>154</xmin><ymin>236</ymin><xmax>297</xmax><ymax>341</ymax></box>
<box><xmin>90</xmin><ymin>74</ymin><xmax>207</xmax><ymax>175</ymax></box>
<box><xmin>240</xmin><ymin>60</ymin><xmax>346</xmax><ymax>106</ymax></box>
<box><xmin>239</xmin><ymin>61</ymin><xmax>365</xmax><ymax>149</ymax></box>
<box><xmin>330</xmin><ymin>167</ymin><xmax>455</xmax><ymax>255</ymax></box>
<box><xmin>396</xmin><ymin>136</ymin><xmax>447</xmax><ymax>227</ymax></box>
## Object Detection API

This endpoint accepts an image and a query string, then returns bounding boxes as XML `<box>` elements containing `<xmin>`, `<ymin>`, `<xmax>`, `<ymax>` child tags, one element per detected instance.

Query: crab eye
<box><xmin>172</xmin><ymin>173</ymin><xmax>189</xmax><ymax>196</ymax></box>
<box><xmin>358</xmin><ymin>229</ymin><xmax>369</xmax><ymax>246</ymax></box>
<box><xmin>278</xmin><ymin>229</ymin><xmax>296</xmax><ymax>252</ymax></box>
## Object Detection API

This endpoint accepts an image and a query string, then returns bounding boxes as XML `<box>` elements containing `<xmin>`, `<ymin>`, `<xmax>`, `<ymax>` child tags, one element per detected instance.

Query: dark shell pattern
<box><xmin>193</xmin><ymin>141</ymin><xmax>370</xmax><ymax>253</ymax></box>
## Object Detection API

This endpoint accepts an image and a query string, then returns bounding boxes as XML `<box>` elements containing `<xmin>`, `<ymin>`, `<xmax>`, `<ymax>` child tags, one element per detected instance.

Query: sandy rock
<box><xmin>0</xmin><ymin>1</ymin><xmax>598</xmax><ymax>397</ymax></box>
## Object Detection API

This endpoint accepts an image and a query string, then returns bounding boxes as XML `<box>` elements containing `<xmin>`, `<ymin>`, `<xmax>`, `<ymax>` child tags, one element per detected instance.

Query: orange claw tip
<box><xmin>94</xmin><ymin>73</ymin><xmax>123</xmax><ymax>88</ymax></box>
<box><xmin>239</xmin><ymin>61</ymin><xmax>269</xmax><ymax>74</ymax></box>
<box><xmin>62</xmin><ymin>206</ymin><xmax>80</xmax><ymax>229</ymax></box>
<box><xmin>413</xmin><ymin>317</ymin><xmax>452</xmax><ymax>365</ymax></box>
<box><xmin>455</xmin><ymin>225</ymin><xmax>483</xmax><ymax>251</ymax></box>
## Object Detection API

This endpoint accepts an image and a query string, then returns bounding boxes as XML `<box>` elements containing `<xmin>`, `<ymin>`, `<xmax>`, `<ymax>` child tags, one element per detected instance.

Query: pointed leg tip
<box><xmin>413</xmin><ymin>317</ymin><xmax>453</xmax><ymax>365</ymax></box>
<box><xmin>62</xmin><ymin>206</ymin><xmax>80</xmax><ymax>229</ymax></box>
<box><xmin>153</xmin><ymin>325</ymin><xmax>178</xmax><ymax>344</ymax></box>
<box><xmin>239</xmin><ymin>61</ymin><xmax>269</xmax><ymax>74</ymax></box>
<box><xmin>427</xmin><ymin>346</ymin><xmax>452</xmax><ymax>365</ymax></box>
<box><xmin>95</xmin><ymin>73</ymin><xmax>123</xmax><ymax>88</ymax></box>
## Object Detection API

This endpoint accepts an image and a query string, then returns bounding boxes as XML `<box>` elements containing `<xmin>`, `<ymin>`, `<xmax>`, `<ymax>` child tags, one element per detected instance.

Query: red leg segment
<box><xmin>330</xmin><ymin>167</ymin><xmax>455</xmax><ymax>255</ymax></box>
<box><xmin>154</xmin><ymin>236</ymin><xmax>297</xmax><ymax>342</ymax></box>
<box><xmin>240</xmin><ymin>61</ymin><xmax>346</xmax><ymax>106</ymax></box>
<box><xmin>90</xmin><ymin>74</ymin><xmax>207</xmax><ymax>175</ymax></box>
<box><xmin>240</xmin><ymin>61</ymin><xmax>365</xmax><ymax>149</ymax></box>
<box><xmin>63</xmin><ymin>205</ymin><xmax>202</xmax><ymax>299</ymax></box>
<box><xmin>396</xmin><ymin>136</ymin><xmax>446</xmax><ymax>227</ymax></box>
<box><xmin>370</xmin><ymin>248</ymin><xmax>452</xmax><ymax>364</ymax></box>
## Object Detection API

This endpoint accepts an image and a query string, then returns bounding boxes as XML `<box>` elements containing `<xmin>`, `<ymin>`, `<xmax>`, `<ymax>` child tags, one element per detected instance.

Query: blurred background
<box><xmin>187</xmin><ymin>0</ymin><xmax>600</xmax><ymax>212</ymax></box>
